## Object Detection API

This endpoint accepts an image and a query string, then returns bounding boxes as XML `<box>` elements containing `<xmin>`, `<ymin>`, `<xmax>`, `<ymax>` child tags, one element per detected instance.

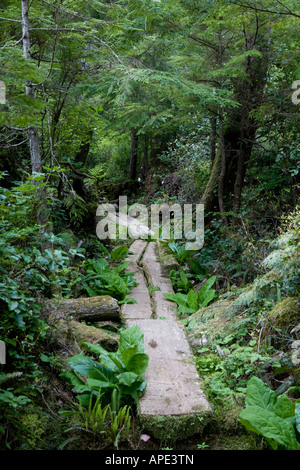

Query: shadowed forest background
<box><xmin>0</xmin><ymin>0</ymin><xmax>299</xmax><ymax>451</ymax></box>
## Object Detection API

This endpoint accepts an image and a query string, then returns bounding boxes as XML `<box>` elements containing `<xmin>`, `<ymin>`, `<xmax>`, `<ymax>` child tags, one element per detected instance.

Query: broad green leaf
<box><xmin>197</xmin><ymin>276</ymin><xmax>216</xmax><ymax>303</ymax></box>
<box><xmin>180</xmin><ymin>271</ymin><xmax>189</xmax><ymax>284</ymax></box>
<box><xmin>8</xmin><ymin>300</ymin><xmax>18</xmax><ymax>311</ymax></box>
<box><xmin>99</xmin><ymin>351</ymin><xmax>125</xmax><ymax>373</ymax></box>
<box><xmin>86</xmin><ymin>378</ymin><xmax>114</xmax><ymax>390</ymax></box>
<box><xmin>126</xmin><ymin>352</ymin><xmax>149</xmax><ymax>376</ymax></box>
<box><xmin>179</xmin><ymin>305</ymin><xmax>195</xmax><ymax>315</ymax></box>
<box><xmin>245</xmin><ymin>376</ymin><xmax>277</xmax><ymax>410</ymax></box>
<box><xmin>117</xmin><ymin>371</ymin><xmax>139</xmax><ymax>387</ymax></box>
<box><xmin>115</xmin><ymin>261</ymin><xmax>130</xmax><ymax>273</ymax></box>
<box><xmin>118</xmin><ymin>377</ymin><xmax>147</xmax><ymax>403</ymax></box>
<box><xmin>198</xmin><ymin>289</ymin><xmax>215</xmax><ymax>307</ymax></box>
<box><xmin>239</xmin><ymin>406</ymin><xmax>300</xmax><ymax>450</ymax></box>
<box><xmin>83</xmin><ymin>341</ymin><xmax>108</xmax><ymax>356</ymax></box>
<box><xmin>111</xmin><ymin>246</ymin><xmax>129</xmax><ymax>260</ymax></box>
<box><xmin>163</xmin><ymin>293</ymin><xmax>181</xmax><ymax>303</ymax></box>
<box><xmin>60</xmin><ymin>370</ymin><xmax>85</xmax><ymax>389</ymax></box>
<box><xmin>189</xmin><ymin>258</ymin><xmax>206</xmax><ymax>275</ymax></box>
<box><xmin>119</xmin><ymin>325</ymin><xmax>145</xmax><ymax>356</ymax></box>
<box><xmin>90</xmin><ymin>258</ymin><xmax>109</xmax><ymax>274</ymax></box>
<box><xmin>272</xmin><ymin>394</ymin><xmax>295</xmax><ymax>419</ymax></box>
<box><xmin>67</xmin><ymin>354</ymin><xmax>116</xmax><ymax>384</ymax></box>
<box><xmin>163</xmin><ymin>292</ymin><xmax>189</xmax><ymax>307</ymax></box>
<box><xmin>187</xmin><ymin>289</ymin><xmax>198</xmax><ymax>311</ymax></box>
<box><xmin>120</xmin><ymin>346</ymin><xmax>139</xmax><ymax>367</ymax></box>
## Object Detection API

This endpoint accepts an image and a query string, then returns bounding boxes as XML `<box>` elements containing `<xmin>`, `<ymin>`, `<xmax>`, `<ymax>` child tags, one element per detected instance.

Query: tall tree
<box><xmin>21</xmin><ymin>0</ymin><xmax>42</xmax><ymax>174</ymax></box>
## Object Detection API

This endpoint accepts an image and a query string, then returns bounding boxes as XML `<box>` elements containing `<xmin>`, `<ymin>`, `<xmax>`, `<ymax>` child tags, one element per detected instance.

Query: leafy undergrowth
<box><xmin>1</xmin><ymin>174</ymin><xmax>299</xmax><ymax>450</ymax></box>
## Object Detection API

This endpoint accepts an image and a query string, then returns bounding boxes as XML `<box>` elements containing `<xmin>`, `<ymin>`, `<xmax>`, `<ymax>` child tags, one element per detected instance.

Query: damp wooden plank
<box><xmin>142</xmin><ymin>242</ymin><xmax>177</xmax><ymax>320</ymax></box>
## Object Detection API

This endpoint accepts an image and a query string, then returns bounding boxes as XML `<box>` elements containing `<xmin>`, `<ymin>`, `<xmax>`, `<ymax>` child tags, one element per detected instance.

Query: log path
<box><xmin>121</xmin><ymin>240</ymin><xmax>212</xmax><ymax>439</ymax></box>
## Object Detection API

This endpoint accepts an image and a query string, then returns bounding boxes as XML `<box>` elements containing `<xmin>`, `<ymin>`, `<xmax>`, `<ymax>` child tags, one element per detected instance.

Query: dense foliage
<box><xmin>0</xmin><ymin>0</ymin><xmax>299</xmax><ymax>451</ymax></box>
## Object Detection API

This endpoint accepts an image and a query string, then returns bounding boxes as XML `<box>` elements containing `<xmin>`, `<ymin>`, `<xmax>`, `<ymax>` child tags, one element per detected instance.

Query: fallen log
<box><xmin>70</xmin><ymin>320</ymin><xmax>119</xmax><ymax>351</ymax></box>
<box><xmin>47</xmin><ymin>295</ymin><xmax>121</xmax><ymax>323</ymax></box>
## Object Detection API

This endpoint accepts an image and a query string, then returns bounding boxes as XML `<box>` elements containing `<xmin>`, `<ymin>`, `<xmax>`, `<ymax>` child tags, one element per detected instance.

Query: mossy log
<box><xmin>70</xmin><ymin>320</ymin><xmax>119</xmax><ymax>351</ymax></box>
<box><xmin>48</xmin><ymin>295</ymin><xmax>121</xmax><ymax>323</ymax></box>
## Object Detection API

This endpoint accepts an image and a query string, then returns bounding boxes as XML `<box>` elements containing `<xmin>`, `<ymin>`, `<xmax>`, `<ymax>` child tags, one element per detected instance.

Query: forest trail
<box><xmin>121</xmin><ymin>240</ymin><xmax>212</xmax><ymax>439</ymax></box>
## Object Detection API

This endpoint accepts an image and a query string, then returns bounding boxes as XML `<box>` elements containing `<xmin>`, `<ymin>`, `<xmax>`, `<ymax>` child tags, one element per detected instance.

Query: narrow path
<box><xmin>121</xmin><ymin>240</ymin><xmax>212</xmax><ymax>440</ymax></box>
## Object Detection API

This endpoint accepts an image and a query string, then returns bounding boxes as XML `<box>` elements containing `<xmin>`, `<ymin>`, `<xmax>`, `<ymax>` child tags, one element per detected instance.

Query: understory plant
<box><xmin>162</xmin><ymin>241</ymin><xmax>192</xmax><ymax>265</ymax></box>
<box><xmin>97</xmin><ymin>242</ymin><xmax>129</xmax><ymax>261</ymax></box>
<box><xmin>195</xmin><ymin>325</ymin><xmax>279</xmax><ymax>400</ymax></box>
<box><xmin>79</xmin><ymin>257</ymin><xmax>137</xmax><ymax>301</ymax></box>
<box><xmin>169</xmin><ymin>269</ymin><xmax>193</xmax><ymax>294</ymax></box>
<box><xmin>163</xmin><ymin>276</ymin><xmax>216</xmax><ymax>314</ymax></box>
<box><xmin>239</xmin><ymin>376</ymin><xmax>300</xmax><ymax>450</ymax></box>
<box><xmin>64</xmin><ymin>325</ymin><xmax>149</xmax><ymax>407</ymax></box>
<box><xmin>60</xmin><ymin>388</ymin><xmax>131</xmax><ymax>449</ymax></box>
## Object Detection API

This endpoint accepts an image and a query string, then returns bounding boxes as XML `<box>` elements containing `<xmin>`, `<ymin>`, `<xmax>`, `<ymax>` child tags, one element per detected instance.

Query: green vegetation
<box><xmin>0</xmin><ymin>0</ymin><xmax>299</xmax><ymax>452</ymax></box>
<box><xmin>80</xmin><ymin>258</ymin><xmax>137</xmax><ymax>301</ymax></box>
<box><xmin>60</xmin><ymin>388</ymin><xmax>132</xmax><ymax>449</ymax></box>
<box><xmin>239</xmin><ymin>377</ymin><xmax>300</xmax><ymax>450</ymax></box>
<box><xmin>65</xmin><ymin>325</ymin><xmax>149</xmax><ymax>407</ymax></box>
<box><xmin>163</xmin><ymin>276</ymin><xmax>217</xmax><ymax>314</ymax></box>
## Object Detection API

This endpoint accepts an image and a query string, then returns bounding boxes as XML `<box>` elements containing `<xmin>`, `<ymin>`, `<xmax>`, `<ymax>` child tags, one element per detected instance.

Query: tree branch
<box><xmin>0</xmin><ymin>16</ymin><xmax>21</xmax><ymax>23</ymax></box>
<box><xmin>232</xmin><ymin>1</ymin><xmax>300</xmax><ymax>18</ymax></box>
<box><xmin>29</xmin><ymin>27</ymin><xmax>129</xmax><ymax>73</ymax></box>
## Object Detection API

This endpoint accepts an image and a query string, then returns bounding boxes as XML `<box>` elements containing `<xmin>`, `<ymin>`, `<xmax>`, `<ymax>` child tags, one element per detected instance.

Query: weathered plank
<box><xmin>142</xmin><ymin>242</ymin><xmax>177</xmax><ymax>320</ymax></box>
<box><xmin>121</xmin><ymin>269</ymin><xmax>153</xmax><ymax>320</ymax></box>
<box><xmin>122</xmin><ymin>240</ymin><xmax>212</xmax><ymax>440</ymax></box>
<box><xmin>127</xmin><ymin>319</ymin><xmax>212</xmax><ymax>439</ymax></box>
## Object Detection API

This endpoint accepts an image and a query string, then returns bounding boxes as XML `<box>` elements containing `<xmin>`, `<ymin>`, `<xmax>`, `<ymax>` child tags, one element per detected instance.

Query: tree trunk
<box><xmin>21</xmin><ymin>0</ymin><xmax>42</xmax><ymax>174</ymax></box>
<box><xmin>217</xmin><ymin>30</ymin><xmax>228</xmax><ymax>224</ymax></box>
<box><xmin>75</xmin><ymin>130</ymin><xmax>93</xmax><ymax>165</ymax></box>
<box><xmin>201</xmin><ymin>45</ymin><xmax>269</xmax><ymax>215</ymax></box>
<box><xmin>21</xmin><ymin>0</ymin><xmax>49</xmax><ymax>227</ymax></box>
<box><xmin>141</xmin><ymin>134</ymin><xmax>149</xmax><ymax>180</ymax></box>
<box><xmin>128</xmin><ymin>128</ymin><xmax>138</xmax><ymax>180</ymax></box>
<box><xmin>47</xmin><ymin>295</ymin><xmax>121</xmax><ymax>323</ymax></box>
<box><xmin>218</xmin><ymin>109</ymin><xmax>228</xmax><ymax>224</ymax></box>
<box><xmin>200</xmin><ymin>147</ymin><xmax>222</xmax><ymax>210</ymax></box>
<box><xmin>210</xmin><ymin>116</ymin><xmax>217</xmax><ymax>170</ymax></box>
<box><xmin>70</xmin><ymin>321</ymin><xmax>119</xmax><ymax>351</ymax></box>
<box><xmin>231</xmin><ymin>37</ymin><xmax>269</xmax><ymax>210</ymax></box>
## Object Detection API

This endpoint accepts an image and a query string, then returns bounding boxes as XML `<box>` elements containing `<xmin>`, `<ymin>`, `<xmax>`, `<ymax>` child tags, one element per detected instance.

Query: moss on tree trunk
<box><xmin>48</xmin><ymin>295</ymin><xmax>121</xmax><ymax>323</ymax></box>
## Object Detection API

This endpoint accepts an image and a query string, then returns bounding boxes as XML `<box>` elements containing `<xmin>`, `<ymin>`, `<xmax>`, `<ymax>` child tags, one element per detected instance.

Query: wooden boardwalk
<box><xmin>121</xmin><ymin>240</ymin><xmax>212</xmax><ymax>440</ymax></box>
